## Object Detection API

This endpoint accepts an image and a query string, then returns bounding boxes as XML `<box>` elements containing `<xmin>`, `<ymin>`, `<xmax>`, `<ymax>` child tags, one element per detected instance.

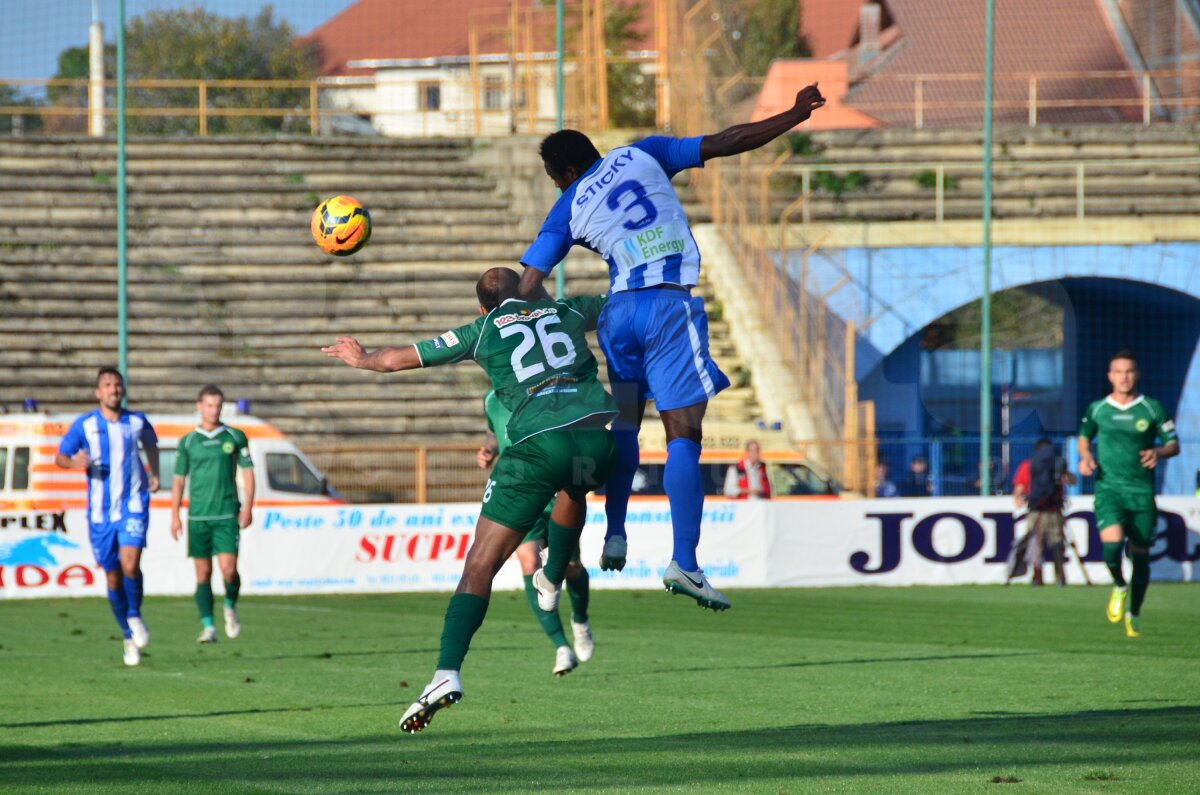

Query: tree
<box><xmin>605</xmin><ymin>2</ymin><xmax>655</xmax><ymax>128</ymax></box>
<box><xmin>718</xmin><ymin>0</ymin><xmax>810</xmax><ymax>78</ymax></box>
<box><xmin>0</xmin><ymin>85</ymin><xmax>44</xmax><ymax>135</ymax></box>
<box><xmin>52</xmin><ymin>6</ymin><xmax>319</xmax><ymax>135</ymax></box>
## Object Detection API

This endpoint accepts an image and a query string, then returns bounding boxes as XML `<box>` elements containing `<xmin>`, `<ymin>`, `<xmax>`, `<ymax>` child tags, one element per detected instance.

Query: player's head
<box><xmin>476</xmin><ymin>267</ymin><xmax>521</xmax><ymax>312</ymax></box>
<box><xmin>95</xmin><ymin>367</ymin><xmax>125</xmax><ymax>410</ymax></box>
<box><xmin>1108</xmin><ymin>350</ymin><xmax>1138</xmax><ymax>395</ymax></box>
<box><xmin>539</xmin><ymin>129</ymin><xmax>601</xmax><ymax>190</ymax></box>
<box><xmin>910</xmin><ymin>454</ymin><xmax>928</xmax><ymax>472</ymax></box>
<box><xmin>196</xmin><ymin>384</ymin><xmax>225</xmax><ymax>426</ymax></box>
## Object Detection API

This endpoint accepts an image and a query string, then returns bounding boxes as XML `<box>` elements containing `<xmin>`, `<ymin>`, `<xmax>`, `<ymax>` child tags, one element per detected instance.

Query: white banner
<box><xmin>1</xmin><ymin>497</ymin><xmax>1196</xmax><ymax>598</ymax></box>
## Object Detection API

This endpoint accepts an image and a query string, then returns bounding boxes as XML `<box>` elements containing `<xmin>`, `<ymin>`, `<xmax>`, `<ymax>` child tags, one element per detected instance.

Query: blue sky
<box><xmin>1</xmin><ymin>1</ymin><xmax>357</xmax><ymax>81</ymax></box>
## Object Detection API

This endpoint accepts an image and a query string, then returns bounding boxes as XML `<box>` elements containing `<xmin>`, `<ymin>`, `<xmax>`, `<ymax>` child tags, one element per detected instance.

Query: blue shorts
<box><xmin>89</xmin><ymin>516</ymin><xmax>148</xmax><ymax>572</ymax></box>
<box><xmin>598</xmin><ymin>287</ymin><xmax>730</xmax><ymax>412</ymax></box>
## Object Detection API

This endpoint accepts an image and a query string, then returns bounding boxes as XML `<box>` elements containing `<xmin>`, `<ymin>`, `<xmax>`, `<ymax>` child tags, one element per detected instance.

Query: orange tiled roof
<box><xmin>309</xmin><ymin>0</ymin><xmax>653</xmax><ymax>77</ymax></box>
<box><xmin>752</xmin><ymin>60</ymin><xmax>882</xmax><ymax>130</ymax></box>
<box><xmin>845</xmin><ymin>0</ymin><xmax>1142</xmax><ymax>126</ymax></box>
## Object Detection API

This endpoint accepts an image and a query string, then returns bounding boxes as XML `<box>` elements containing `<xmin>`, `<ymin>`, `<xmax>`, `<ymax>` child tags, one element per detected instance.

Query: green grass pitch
<box><xmin>2</xmin><ymin>585</ymin><xmax>1198</xmax><ymax>793</ymax></box>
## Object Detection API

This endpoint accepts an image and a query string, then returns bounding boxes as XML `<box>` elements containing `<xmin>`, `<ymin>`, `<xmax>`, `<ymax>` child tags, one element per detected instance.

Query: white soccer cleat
<box><xmin>127</xmin><ymin>616</ymin><xmax>150</xmax><ymax>649</ymax></box>
<box><xmin>123</xmin><ymin>638</ymin><xmax>141</xmax><ymax>666</ymax></box>
<box><xmin>571</xmin><ymin>620</ymin><xmax>595</xmax><ymax>662</ymax></box>
<box><xmin>553</xmin><ymin>645</ymin><xmax>578</xmax><ymax>677</ymax></box>
<box><xmin>599</xmin><ymin>535</ymin><xmax>627</xmax><ymax>572</ymax></box>
<box><xmin>224</xmin><ymin>606</ymin><xmax>241</xmax><ymax>639</ymax></box>
<box><xmin>197</xmin><ymin>626</ymin><xmax>218</xmax><ymax>644</ymax></box>
<box><xmin>400</xmin><ymin>670</ymin><xmax>463</xmax><ymax>734</ymax></box>
<box><xmin>532</xmin><ymin>568</ymin><xmax>561</xmax><ymax>612</ymax></box>
<box><xmin>663</xmin><ymin>561</ymin><xmax>731</xmax><ymax>612</ymax></box>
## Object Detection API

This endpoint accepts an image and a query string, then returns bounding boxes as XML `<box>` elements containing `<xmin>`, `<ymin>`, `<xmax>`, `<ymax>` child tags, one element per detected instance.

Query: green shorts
<box><xmin>522</xmin><ymin>500</ymin><xmax>555</xmax><ymax>544</ymax></box>
<box><xmin>188</xmin><ymin>518</ymin><xmax>240</xmax><ymax>558</ymax></box>
<box><xmin>480</xmin><ymin>425</ymin><xmax>615</xmax><ymax>534</ymax></box>
<box><xmin>1094</xmin><ymin>487</ymin><xmax>1158</xmax><ymax>548</ymax></box>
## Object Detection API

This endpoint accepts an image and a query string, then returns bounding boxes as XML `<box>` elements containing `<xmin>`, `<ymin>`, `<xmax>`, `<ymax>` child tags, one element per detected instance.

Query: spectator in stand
<box><xmin>723</xmin><ymin>440</ymin><xmax>771</xmax><ymax>499</ymax></box>
<box><xmin>1012</xmin><ymin>439</ymin><xmax>1076</xmax><ymax>586</ymax></box>
<box><xmin>899</xmin><ymin>454</ymin><xmax>933</xmax><ymax>497</ymax></box>
<box><xmin>875</xmin><ymin>461</ymin><xmax>899</xmax><ymax>498</ymax></box>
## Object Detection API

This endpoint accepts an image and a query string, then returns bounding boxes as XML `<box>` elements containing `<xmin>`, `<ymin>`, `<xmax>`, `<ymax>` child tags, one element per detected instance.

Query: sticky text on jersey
<box><xmin>574</xmin><ymin>151</ymin><xmax>636</xmax><ymax>207</ymax></box>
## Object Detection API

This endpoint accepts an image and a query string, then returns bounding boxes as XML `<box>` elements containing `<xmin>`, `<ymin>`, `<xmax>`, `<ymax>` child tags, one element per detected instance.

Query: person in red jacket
<box><xmin>723</xmin><ymin>440</ymin><xmax>771</xmax><ymax>499</ymax></box>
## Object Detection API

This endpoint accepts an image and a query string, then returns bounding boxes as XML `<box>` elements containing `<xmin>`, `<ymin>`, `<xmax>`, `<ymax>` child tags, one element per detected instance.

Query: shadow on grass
<box><xmin>3</xmin><ymin>706</ymin><xmax>1198</xmax><ymax>791</ymax></box>
<box><xmin>584</xmin><ymin>650</ymin><xmax>1042</xmax><ymax>678</ymax></box>
<box><xmin>0</xmin><ymin>701</ymin><xmax>405</xmax><ymax>730</ymax></box>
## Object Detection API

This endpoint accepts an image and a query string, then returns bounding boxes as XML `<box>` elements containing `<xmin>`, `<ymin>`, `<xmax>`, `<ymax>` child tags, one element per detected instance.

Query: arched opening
<box><xmin>861</xmin><ymin>278</ymin><xmax>1200</xmax><ymax>495</ymax></box>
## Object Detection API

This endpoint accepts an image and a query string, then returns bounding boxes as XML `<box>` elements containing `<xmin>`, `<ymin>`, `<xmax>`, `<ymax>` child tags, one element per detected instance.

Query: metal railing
<box><xmin>762</xmin><ymin>156</ymin><xmax>1200</xmax><ymax>224</ymax></box>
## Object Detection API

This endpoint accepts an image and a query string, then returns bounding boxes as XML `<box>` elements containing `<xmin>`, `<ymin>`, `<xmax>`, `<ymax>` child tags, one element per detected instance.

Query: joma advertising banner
<box><xmin>1</xmin><ymin>497</ymin><xmax>1196</xmax><ymax>599</ymax></box>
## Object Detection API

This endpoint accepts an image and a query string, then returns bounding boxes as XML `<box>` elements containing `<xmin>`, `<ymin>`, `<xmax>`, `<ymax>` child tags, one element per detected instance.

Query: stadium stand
<box><xmin>0</xmin><ymin>134</ymin><xmax>757</xmax><ymax>456</ymax></box>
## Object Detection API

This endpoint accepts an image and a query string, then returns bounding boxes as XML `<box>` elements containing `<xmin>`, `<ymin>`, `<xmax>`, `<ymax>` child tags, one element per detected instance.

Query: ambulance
<box><xmin>0</xmin><ymin>411</ymin><xmax>343</xmax><ymax>513</ymax></box>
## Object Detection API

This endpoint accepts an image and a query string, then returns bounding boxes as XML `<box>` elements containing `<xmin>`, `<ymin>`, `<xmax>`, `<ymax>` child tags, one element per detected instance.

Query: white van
<box><xmin>0</xmin><ymin>411</ymin><xmax>342</xmax><ymax>513</ymax></box>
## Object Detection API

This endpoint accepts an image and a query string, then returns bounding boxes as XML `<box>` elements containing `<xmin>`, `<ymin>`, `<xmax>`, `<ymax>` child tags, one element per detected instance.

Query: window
<box><xmin>140</xmin><ymin>447</ymin><xmax>173</xmax><ymax>491</ymax></box>
<box><xmin>11</xmin><ymin>447</ymin><xmax>29</xmax><ymax>490</ymax></box>
<box><xmin>0</xmin><ymin>447</ymin><xmax>8</xmax><ymax>489</ymax></box>
<box><xmin>484</xmin><ymin>77</ymin><xmax>504</xmax><ymax>110</ymax></box>
<box><xmin>266</xmin><ymin>453</ymin><xmax>324</xmax><ymax>495</ymax></box>
<box><xmin>157</xmin><ymin>448</ymin><xmax>176</xmax><ymax>492</ymax></box>
<box><xmin>418</xmin><ymin>81</ymin><xmax>441</xmax><ymax>112</ymax></box>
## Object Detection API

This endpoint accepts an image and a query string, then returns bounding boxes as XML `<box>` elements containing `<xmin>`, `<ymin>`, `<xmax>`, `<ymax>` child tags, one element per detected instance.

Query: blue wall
<box><xmin>792</xmin><ymin>243</ymin><xmax>1200</xmax><ymax>493</ymax></box>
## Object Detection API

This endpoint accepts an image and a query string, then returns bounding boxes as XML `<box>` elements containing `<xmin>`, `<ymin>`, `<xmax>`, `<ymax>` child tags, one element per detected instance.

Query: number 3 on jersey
<box><xmin>608</xmin><ymin>180</ymin><xmax>658</xmax><ymax>230</ymax></box>
<box><xmin>499</xmin><ymin>315</ymin><xmax>577</xmax><ymax>383</ymax></box>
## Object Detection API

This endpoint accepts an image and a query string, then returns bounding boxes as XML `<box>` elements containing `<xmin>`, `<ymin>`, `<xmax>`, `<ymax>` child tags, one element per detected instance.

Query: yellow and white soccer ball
<box><xmin>311</xmin><ymin>195</ymin><xmax>372</xmax><ymax>256</ymax></box>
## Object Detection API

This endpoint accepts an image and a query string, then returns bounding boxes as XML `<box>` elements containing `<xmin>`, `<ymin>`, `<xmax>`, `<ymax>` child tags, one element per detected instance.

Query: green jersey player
<box><xmin>478</xmin><ymin>389</ymin><xmax>594</xmax><ymax>677</ymax></box>
<box><xmin>170</xmin><ymin>385</ymin><xmax>255</xmax><ymax>643</ymax></box>
<box><xmin>1078</xmin><ymin>351</ymin><xmax>1179</xmax><ymax>637</ymax></box>
<box><xmin>322</xmin><ymin>267</ymin><xmax>617</xmax><ymax>733</ymax></box>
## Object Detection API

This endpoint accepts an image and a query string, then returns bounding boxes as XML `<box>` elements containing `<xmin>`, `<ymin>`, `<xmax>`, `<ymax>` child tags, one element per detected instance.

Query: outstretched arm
<box><xmin>322</xmin><ymin>336</ymin><xmax>421</xmax><ymax>372</ymax></box>
<box><xmin>699</xmin><ymin>83</ymin><xmax>826</xmax><ymax>162</ymax></box>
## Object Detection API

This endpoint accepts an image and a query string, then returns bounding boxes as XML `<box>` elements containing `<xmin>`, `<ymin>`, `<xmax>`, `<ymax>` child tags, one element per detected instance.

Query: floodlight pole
<box><xmin>116</xmin><ymin>0</ymin><xmax>129</xmax><ymax>384</ymax></box>
<box><xmin>979</xmin><ymin>0</ymin><xmax>995</xmax><ymax>495</ymax></box>
<box><xmin>554</xmin><ymin>0</ymin><xmax>566</xmax><ymax>300</ymax></box>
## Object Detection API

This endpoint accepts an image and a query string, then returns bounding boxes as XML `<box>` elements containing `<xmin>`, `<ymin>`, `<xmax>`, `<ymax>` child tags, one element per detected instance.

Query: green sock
<box><xmin>436</xmin><ymin>593</ymin><xmax>489</xmax><ymax>671</ymax></box>
<box><xmin>223</xmin><ymin>574</ymin><xmax>240</xmax><ymax>610</ymax></box>
<box><xmin>523</xmin><ymin>575</ymin><xmax>569</xmax><ymax>648</ymax></box>
<box><xmin>1102</xmin><ymin>542</ymin><xmax>1126</xmax><ymax>587</ymax></box>
<box><xmin>544</xmin><ymin>520</ymin><xmax>583</xmax><ymax>585</ymax></box>
<box><xmin>567</xmin><ymin>568</ymin><xmax>590</xmax><ymax>624</ymax></box>
<box><xmin>195</xmin><ymin>582</ymin><xmax>214</xmax><ymax>627</ymax></box>
<box><xmin>1129</xmin><ymin>553</ymin><xmax>1150</xmax><ymax>616</ymax></box>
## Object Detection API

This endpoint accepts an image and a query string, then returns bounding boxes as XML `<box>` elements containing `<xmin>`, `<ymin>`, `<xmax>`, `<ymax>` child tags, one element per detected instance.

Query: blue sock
<box><xmin>123</xmin><ymin>571</ymin><xmax>144</xmax><ymax>618</ymax></box>
<box><xmin>107</xmin><ymin>588</ymin><xmax>132</xmax><ymax>638</ymax></box>
<box><xmin>604</xmin><ymin>424</ymin><xmax>640</xmax><ymax>541</ymax></box>
<box><xmin>664</xmin><ymin>438</ymin><xmax>703</xmax><ymax>570</ymax></box>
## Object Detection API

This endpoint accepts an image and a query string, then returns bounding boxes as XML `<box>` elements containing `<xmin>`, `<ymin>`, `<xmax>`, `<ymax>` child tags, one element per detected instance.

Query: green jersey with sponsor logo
<box><xmin>483</xmin><ymin>389</ymin><xmax>514</xmax><ymax>455</ymax></box>
<box><xmin>415</xmin><ymin>296</ymin><xmax>617</xmax><ymax>445</ymax></box>
<box><xmin>174</xmin><ymin>425</ymin><xmax>253</xmax><ymax>520</ymax></box>
<box><xmin>1079</xmin><ymin>395</ymin><xmax>1177</xmax><ymax>493</ymax></box>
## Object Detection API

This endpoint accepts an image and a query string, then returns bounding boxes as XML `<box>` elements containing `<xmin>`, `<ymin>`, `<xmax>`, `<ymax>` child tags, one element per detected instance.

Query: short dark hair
<box><xmin>476</xmin><ymin>267</ymin><xmax>521</xmax><ymax>311</ymax></box>
<box><xmin>1110</xmin><ymin>349</ymin><xmax>1138</xmax><ymax>367</ymax></box>
<box><xmin>96</xmin><ymin>366</ymin><xmax>124</xmax><ymax>386</ymax></box>
<box><xmin>1034</xmin><ymin>438</ymin><xmax>1052</xmax><ymax>451</ymax></box>
<box><xmin>197</xmin><ymin>384</ymin><xmax>224</xmax><ymax>401</ymax></box>
<box><xmin>539</xmin><ymin>129</ymin><xmax>601</xmax><ymax>180</ymax></box>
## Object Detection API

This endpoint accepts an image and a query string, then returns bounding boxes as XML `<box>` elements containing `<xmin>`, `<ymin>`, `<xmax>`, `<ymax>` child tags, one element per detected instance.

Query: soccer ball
<box><xmin>311</xmin><ymin>195</ymin><xmax>372</xmax><ymax>256</ymax></box>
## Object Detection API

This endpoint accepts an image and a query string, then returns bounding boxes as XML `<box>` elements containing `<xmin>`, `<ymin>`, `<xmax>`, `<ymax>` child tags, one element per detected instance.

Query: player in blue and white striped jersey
<box><xmin>518</xmin><ymin>84</ymin><xmax>826</xmax><ymax>611</ymax></box>
<box><xmin>56</xmin><ymin>367</ymin><xmax>160</xmax><ymax>666</ymax></box>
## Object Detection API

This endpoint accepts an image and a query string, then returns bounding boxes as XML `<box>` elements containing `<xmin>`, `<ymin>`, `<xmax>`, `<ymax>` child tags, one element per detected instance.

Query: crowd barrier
<box><xmin>2</xmin><ymin>497</ymin><xmax>1197</xmax><ymax>598</ymax></box>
